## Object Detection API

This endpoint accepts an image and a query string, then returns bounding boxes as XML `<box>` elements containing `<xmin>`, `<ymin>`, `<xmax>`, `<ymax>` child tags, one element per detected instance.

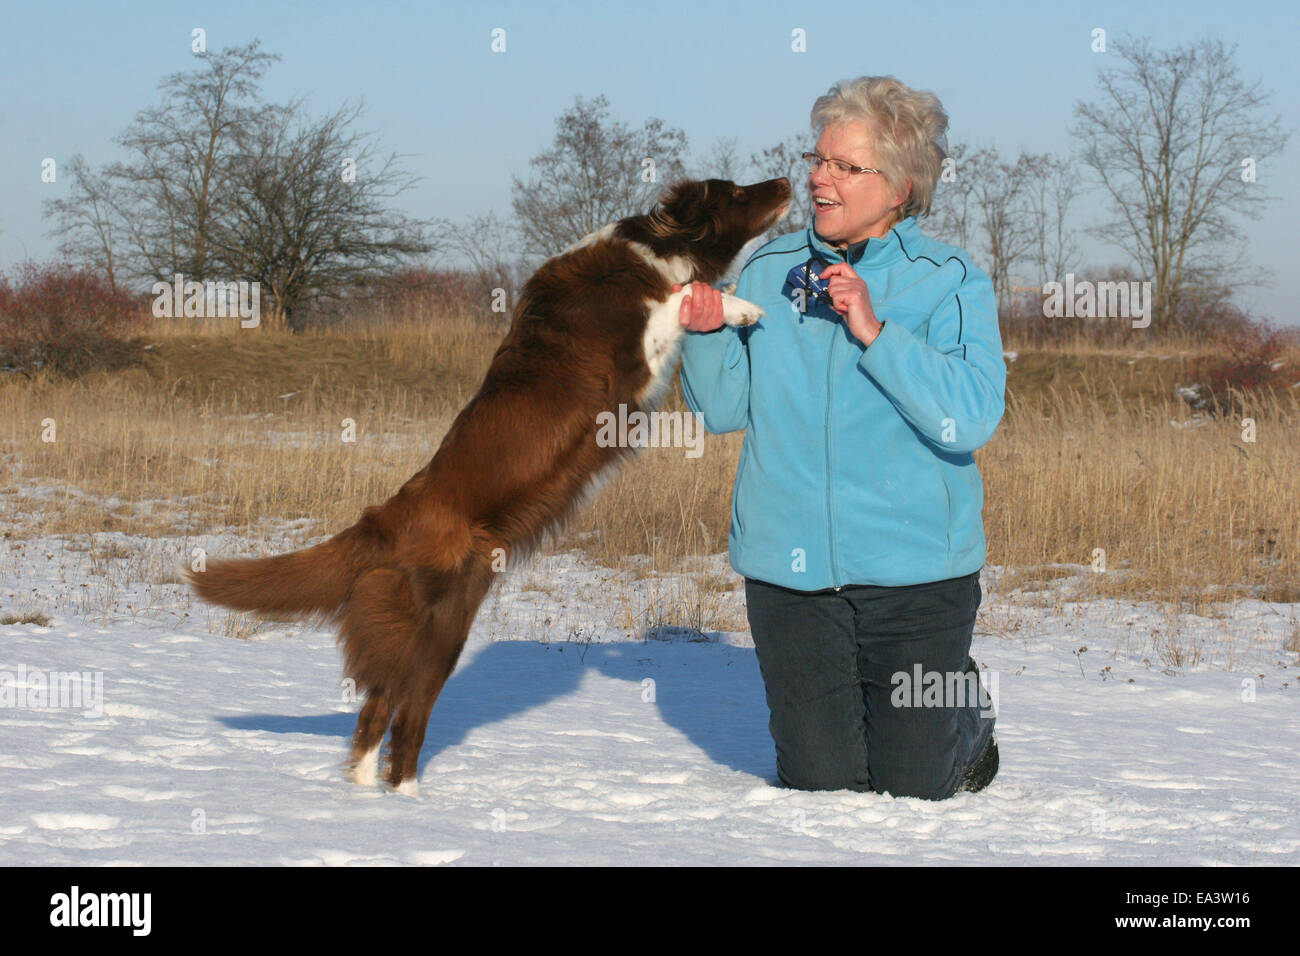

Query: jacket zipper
<box><xmin>824</xmin><ymin>316</ymin><xmax>840</xmax><ymax>589</ymax></box>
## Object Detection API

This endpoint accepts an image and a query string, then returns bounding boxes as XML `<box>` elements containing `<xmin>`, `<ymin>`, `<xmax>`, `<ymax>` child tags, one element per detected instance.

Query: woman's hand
<box><xmin>820</xmin><ymin>263</ymin><xmax>883</xmax><ymax>346</ymax></box>
<box><xmin>676</xmin><ymin>281</ymin><xmax>724</xmax><ymax>332</ymax></box>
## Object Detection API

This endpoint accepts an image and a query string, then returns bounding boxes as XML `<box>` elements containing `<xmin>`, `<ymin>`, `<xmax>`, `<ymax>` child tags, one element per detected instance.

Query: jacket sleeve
<box><xmin>856</xmin><ymin>261</ymin><xmax>1006</xmax><ymax>454</ymax></box>
<box><xmin>678</xmin><ymin>266</ymin><xmax>757</xmax><ymax>435</ymax></box>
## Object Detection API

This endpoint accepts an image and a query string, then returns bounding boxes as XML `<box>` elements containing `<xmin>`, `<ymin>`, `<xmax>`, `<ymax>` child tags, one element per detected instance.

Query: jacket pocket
<box><xmin>936</xmin><ymin>461</ymin><xmax>953</xmax><ymax>556</ymax></box>
<box><xmin>732</xmin><ymin>439</ymin><xmax>751</xmax><ymax>537</ymax></box>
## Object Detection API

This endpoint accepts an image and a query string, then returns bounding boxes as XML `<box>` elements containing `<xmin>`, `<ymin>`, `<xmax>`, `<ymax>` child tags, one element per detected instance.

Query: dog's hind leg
<box><xmin>384</xmin><ymin>564</ymin><xmax>496</xmax><ymax>795</ymax></box>
<box><xmin>346</xmin><ymin>692</ymin><xmax>394</xmax><ymax>786</ymax></box>
<box><xmin>385</xmin><ymin>624</ymin><xmax>473</xmax><ymax>795</ymax></box>
<box><xmin>339</xmin><ymin>568</ymin><xmax>418</xmax><ymax>788</ymax></box>
<box><xmin>385</xmin><ymin>691</ymin><xmax>440</xmax><ymax>796</ymax></box>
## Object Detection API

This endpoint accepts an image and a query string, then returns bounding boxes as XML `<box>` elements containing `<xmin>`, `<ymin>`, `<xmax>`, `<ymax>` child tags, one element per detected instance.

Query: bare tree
<box><xmin>928</xmin><ymin>143</ymin><xmax>977</xmax><ymax>252</ymax></box>
<box><xmin>1023</xmin><ymin>154</ymin><xmax>1081</xmax><ymax>288</ymax></box>
<box><xmin>435</xmin><ymin>210</ymin><xmax>532</xmax><ymax>316</ymax></box>
<box><xmin>208</xmin><ymin>99</ymin><xmax>435</xmax><ymax>330</ymax></box>
<box><xmin>511</xmin><ymin>95</ymin><xmax>690</xmax><ymax>258</ymax></box>
<box><xmin>1071</xmin><ymin>36</ymin><xmax>1289</xmax><ymax>329</ymax></box>
<box><xmin>42</xmin><ymin>154</ymin><xmax>128</xmax><ymax>290</ymax></box>
<box><xmin>107</xmin><ymin>40</ymin><xmax>280</xmax><ymax>284</ymax></box>
<box><xmin>696</xmin><ymin>135</ymin><xmax>747</xmax><ymax>182</ymax></box>
<box><xmin>749</xmin><ymin>133</ymin><xmax>812</xmax><ymax>234</ymax></box>
<box><xmin>979</xmin><ymin>151</ymin><xmax>1042</xmax><ymax>313</ymax></box>
<box><xmin>929</xmin><ymin>146</ymin><xmax>1042</xmax><ymax>312</ymax></box>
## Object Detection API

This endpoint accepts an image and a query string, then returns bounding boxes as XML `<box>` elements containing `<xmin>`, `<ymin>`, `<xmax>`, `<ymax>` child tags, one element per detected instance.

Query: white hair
<box><xmin>810</xmin><ymin>76</ymin><xmax>949</xmax><ymax>220</ymax></box>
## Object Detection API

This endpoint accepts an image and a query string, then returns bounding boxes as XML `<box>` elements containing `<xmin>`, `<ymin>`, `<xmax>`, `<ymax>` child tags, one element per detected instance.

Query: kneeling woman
<box><xmin>678</xmin><ymin>75</ymin><xmax>1005</xmax><ymax>799</ymax></box>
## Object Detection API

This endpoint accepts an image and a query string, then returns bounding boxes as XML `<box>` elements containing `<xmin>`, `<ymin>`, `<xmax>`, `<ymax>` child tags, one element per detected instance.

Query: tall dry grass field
<box><xmin>981</xmin><ymin>380</ymin><xmax>1300</xmax><ymax>610</ymax></box>
<box><xmin>2</xmin><ymin>307</ymin><xmax>1297</xmax><ymax>632</ymax></box>
<box><xmin>0</xmin><ymin>316</ymin><xmax>489</xmax><ymax>542</ymax></box>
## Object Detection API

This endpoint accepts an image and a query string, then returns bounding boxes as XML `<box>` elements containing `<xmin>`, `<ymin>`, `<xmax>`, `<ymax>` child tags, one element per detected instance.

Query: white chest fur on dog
<box><xmin>637</xmin><ymin>288</ymin><xmax>764</xmax><ymax>407</ymax></box>
<box><xmin>625</xmin><ymin>241</ymin><xmax>765</xmax><ymax>408</ymax></box>
<box><xmin>561</xmin><ymin>225</ymin><xmax>767</xmax><ymax>409</ymax></box>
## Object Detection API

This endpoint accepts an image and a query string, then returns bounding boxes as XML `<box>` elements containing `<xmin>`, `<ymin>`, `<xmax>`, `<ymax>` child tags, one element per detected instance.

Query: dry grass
<box><xmin>0</xmin><ymin>311</ymin><xmax>498</xmax><ymax>542</ymax></box>
<box><xmin>981</xmin><ymin>374</ymin><xmax>1300</xmax><ymax>612</ymax></box>
<box><xmin>568</xmin><ymin>405</ymin><xmax>742</xmax><ymax>569</ymax></box>
<box><xmin>2</xmin><ymin>307</ymin><xmax>1298</xmax><ymax>639</ymax></box>
<box><xmin>0</xmin><ymin>609</ymin><xmax>52</xmax><ymax>626</ymax></box>
<box><xmin>613</xmin><ymin>570</ymin><xmax>750</xmax><ymax>638</ymax></box>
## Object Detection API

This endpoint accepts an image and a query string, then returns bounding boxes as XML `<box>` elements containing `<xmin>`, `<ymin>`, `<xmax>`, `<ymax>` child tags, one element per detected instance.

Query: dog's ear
<box><xmin>647</xmin><ymin>180</ymin><xmax>710</xmax><ymax>239</ymax></box>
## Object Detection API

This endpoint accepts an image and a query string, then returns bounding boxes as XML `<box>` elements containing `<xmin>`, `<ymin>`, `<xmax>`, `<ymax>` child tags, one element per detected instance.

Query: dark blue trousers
<box><xmin>744</xmin><ymin>570</ymin><xmax>995</xmax><ymax>800</ymax></box>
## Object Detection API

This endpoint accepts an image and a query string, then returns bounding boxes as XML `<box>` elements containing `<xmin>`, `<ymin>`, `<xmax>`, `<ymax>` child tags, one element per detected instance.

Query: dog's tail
<box><xmin>187</xmin><ymin>526</ymin><xmax>371</xmax><ymax>620</ymax></box>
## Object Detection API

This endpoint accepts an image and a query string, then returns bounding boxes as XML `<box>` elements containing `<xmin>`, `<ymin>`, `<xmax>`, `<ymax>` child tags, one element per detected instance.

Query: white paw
<box><xmin>346</xmin><ymin>745</ymin><xmax>380</xmax><ymax>786</ymax></box>
<box><xmin>394</xmin><ymin>777</ymin><xmax>420</xmax><ymax>797</ymax></box>
<box><xmin>721</xmin><ymin>293</ymin><xmax>765</xmax><ymax>327</ymax></box>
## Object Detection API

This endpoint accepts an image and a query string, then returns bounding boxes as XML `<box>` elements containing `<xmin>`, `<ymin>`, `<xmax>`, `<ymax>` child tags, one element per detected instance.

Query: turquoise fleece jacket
<box><xmin>680</xmin><ymin>216</ymin><xmax>1006</xmax><ymax>590</ymax></box>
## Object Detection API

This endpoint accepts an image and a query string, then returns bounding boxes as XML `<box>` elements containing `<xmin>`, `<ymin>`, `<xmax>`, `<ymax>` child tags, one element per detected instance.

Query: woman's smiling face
<box><xmin>810</xmin><ymin>121</ymin><xmax>909</xmax><ymax>246</ymax></box>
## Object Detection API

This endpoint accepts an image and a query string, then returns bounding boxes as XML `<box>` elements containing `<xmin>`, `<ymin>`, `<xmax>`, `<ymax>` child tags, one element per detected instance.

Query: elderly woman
<box><xmin>677</xmin><ymin>76</ymin><xmax>1005</xmax><ymax>800</ymax></box>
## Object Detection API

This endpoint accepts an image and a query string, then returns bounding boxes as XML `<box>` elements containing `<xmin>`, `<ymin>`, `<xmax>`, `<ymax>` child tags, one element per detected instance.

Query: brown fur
<box><xmin>189</xmin><ymin>177</ymin><xmax>792</xmax><ymax>791</ymax></box>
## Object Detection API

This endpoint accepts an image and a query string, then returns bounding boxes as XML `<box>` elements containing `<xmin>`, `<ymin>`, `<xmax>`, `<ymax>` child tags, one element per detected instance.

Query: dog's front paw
<box><xmin>721</xmin><ymin>293</ymin><xmax>765</xmax><ymax>327</ymax></box>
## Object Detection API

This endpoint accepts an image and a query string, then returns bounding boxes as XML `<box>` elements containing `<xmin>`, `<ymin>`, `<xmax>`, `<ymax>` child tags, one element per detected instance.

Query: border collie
<box><xmin>189</xmin><ymin>177</ymin><xmax>792</xmax><ymax>794</ymax></box>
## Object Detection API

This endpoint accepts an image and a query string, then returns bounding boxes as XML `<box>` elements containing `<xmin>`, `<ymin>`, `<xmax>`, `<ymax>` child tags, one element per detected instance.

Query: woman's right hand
<box><xmin>676</xmin><ymin>281</ymin><xmax>725</xmax><ymax>332</ymax></box>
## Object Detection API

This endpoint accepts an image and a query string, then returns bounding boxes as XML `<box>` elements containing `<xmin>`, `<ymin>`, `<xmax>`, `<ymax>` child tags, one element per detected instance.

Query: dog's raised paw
<box><xmin>721</xmin><ymin>293</ymin><xmax>765</xmax><ymax>327</ymax></box>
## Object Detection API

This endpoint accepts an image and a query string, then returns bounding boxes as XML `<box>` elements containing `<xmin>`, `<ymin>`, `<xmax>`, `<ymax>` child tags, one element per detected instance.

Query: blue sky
<box><xmin>2</xmin><ymin>0</ymin><xmax>1296</xmax><ymax>323</ymax></box>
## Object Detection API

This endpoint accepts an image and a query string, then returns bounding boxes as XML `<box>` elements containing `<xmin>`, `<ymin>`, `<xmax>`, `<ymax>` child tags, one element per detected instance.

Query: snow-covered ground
<box><xmin>1</xmin><ymin>527</ymin><xmax>1297</xmax><ymax>866</ymax></box>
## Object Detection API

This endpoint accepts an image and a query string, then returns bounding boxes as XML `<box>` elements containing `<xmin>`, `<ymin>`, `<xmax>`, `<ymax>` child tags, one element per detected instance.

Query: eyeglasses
<box><xmin>801</xmin><ymin>151</ymin><xmax>882</xmax><ymax>180</ymax></box>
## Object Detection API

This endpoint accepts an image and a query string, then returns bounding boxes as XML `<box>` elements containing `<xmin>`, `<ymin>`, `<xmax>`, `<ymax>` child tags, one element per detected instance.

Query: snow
<box><xmin>2</xmin><ymin>528</ymin><xmax>1298</xmax><ymax>866</ymax></box>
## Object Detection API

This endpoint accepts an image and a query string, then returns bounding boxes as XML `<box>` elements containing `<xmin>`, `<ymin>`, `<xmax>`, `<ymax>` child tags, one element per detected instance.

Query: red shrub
<box><xmin>1196</xmin><ymin>318</ymin><xmax>1299</xmax><ymax>414</ymax></box>
<box><xmin>0</xmin><ymin>262</ymin><xmax>148</xmax><ymax>374</ymax></box>
<box><xmin>1206</xmin><ymin>320</ymin><xmax>1294</xmax><ymax>388</ymax></box>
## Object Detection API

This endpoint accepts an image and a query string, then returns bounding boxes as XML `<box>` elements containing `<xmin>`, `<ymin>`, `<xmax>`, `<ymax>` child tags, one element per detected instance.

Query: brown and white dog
<box><xmin>188</xmin><ymin>176</ymin><xmax>792</xmax><ymax>795</ymax></box>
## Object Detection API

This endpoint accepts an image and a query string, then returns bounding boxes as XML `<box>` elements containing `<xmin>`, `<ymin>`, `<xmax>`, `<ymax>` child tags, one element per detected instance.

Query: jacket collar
<box><xmin>807</xmin><ymin>215</ymin><xmax>918</xmax><ymax>267</ymax></box>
